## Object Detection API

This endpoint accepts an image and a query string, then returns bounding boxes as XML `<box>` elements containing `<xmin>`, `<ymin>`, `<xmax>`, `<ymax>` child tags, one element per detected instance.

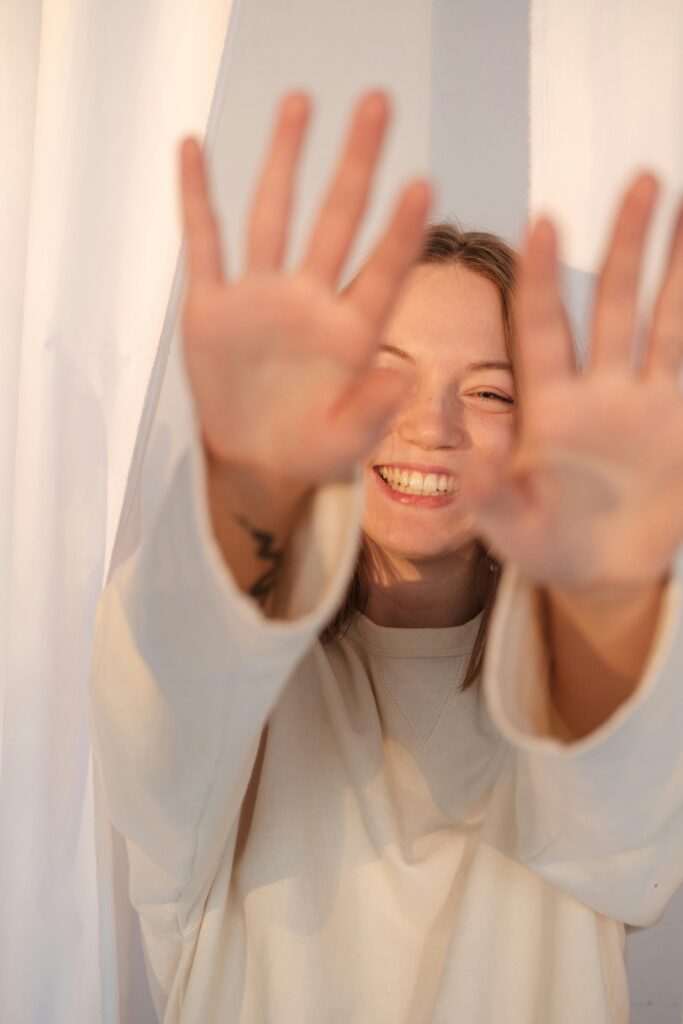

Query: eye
<box><xmin>474</xmin><ymin>391</ymin><xmax>515</xmax><ymax>405</ymax></box>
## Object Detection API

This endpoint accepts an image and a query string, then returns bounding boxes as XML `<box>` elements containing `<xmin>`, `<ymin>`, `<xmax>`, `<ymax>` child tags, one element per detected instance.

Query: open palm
<box><xmin>458</xmin><ymin>176</ymin><xmax>683</xmax><ymax>590</ymax></box>
<box><xmin>180</xmin><ymin>92</ymin><xmax>430</xmax><ymax>486</ymax></box>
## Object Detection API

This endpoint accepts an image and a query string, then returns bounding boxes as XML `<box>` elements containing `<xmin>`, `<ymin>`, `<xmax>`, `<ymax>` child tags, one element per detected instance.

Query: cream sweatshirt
<box><xmin>90</xmin><ymin>415</ymin><xmax>683</xmax><ymax>1024</ymax></box>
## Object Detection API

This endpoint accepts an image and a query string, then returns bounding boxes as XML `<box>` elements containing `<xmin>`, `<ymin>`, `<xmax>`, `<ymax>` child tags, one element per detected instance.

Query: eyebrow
<box><xmin>379</xmin><ymin>343</ymin><xmax>513</xmax><ymax>374</ymax></box>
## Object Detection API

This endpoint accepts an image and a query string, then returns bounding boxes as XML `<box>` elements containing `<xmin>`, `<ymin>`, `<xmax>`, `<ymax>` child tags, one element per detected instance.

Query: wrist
<box><xmin>202</xmin><ymin>442</ymin><xmax>313</xmax><ymax>514</ymax></box>
<box><xmin>541</xmin><ymin>574</ymin><xmax>668</xmax><ymax>686</ymax></box>
<box><xmin>201</xmin><ymin>441</ymin><xmax>315</xmax><ymax>617</ymax></box>
<box><xmin>544</xmin><ymin>573</ymin><xmax>669</xmax><ymax>618</ymax></box>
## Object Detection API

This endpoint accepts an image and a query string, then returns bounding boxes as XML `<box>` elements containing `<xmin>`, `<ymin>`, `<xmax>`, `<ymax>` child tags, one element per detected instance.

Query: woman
<box><xmin>91</xmin><ymin>91</ymin><xmax>683</xmax><ymax>1022</ymax></box>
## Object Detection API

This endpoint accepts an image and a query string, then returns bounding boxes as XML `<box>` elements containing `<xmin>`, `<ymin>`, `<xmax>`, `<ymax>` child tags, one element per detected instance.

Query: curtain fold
<box><xmin>0</xmin><ymin>3</ymin><xmax>237</xmax><ymax>1020</ymax></box>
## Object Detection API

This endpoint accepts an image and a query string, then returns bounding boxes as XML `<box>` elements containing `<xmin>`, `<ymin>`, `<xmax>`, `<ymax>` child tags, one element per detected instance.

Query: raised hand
<box><xmin>178</xmin><ymin>92</ymin><xmax>431</xmax><ymax>489</ymax></box>
<box><xmin>456</xmin><ymin>174</ymin><xmax>683</xmax><ymax>591</ymax></box>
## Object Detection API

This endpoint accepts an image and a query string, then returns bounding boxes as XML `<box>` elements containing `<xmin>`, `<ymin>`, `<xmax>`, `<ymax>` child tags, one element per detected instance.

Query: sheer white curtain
<box><xmin>0</xmin><ymin>2</ymin><xmax>237</xmax><ymax>1020</ymax></box>
<box><xmin>529</xmin><ymin>3</ymin><xmax>683</xmax><ymax>1021</ymax></box>
<box><xmin>530</xmin><ymin>0</ymin><xmax>683</xmax><ymax>367</ymax></box>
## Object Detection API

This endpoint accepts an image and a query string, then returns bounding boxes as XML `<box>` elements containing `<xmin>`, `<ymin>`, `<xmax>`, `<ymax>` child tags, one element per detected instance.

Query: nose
<box><xmin>395</xmin><ymin>384</ymin><xmax>469</xmax><ymax>451</ymax></box>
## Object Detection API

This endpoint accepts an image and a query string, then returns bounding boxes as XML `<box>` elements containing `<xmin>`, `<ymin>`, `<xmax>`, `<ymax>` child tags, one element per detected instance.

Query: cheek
<box><xmin>365</xmin><ymin>432</ymin><xmax>396</xmax><ymax>468</ymax></box>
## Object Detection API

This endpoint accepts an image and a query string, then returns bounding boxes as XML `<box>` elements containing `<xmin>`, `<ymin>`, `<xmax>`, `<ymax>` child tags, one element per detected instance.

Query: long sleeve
<box><xmin>89</xmin><ymin>414</ymin><xmax>364</xmax><ymax>935</ymax></box>
<box><xmin>481</xmin><ymin>555</ymin><xmax>683</xmax><ymax>927</ymax></box>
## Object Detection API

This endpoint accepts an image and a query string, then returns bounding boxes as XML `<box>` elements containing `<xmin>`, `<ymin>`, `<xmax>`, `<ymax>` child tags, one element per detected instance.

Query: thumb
<box><xmin>327</xmin><ymin>366</ymin><xmax>416</xmax><ymax>457</ymax></box>
<box><xmin>456</xmin><ymin>452</ymin><xmax>532</xmax><ymax>524</ymax></box>
<box><xmin>458</xmin><ymin>453</ymin><xmax>507</xmax><ymax>508</ymax></box>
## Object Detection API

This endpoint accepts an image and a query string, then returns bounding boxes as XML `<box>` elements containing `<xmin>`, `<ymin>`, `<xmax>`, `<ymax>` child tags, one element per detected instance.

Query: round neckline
<box><xmin>347</xmin><ymin>608</ymin><xmax>485</xmax><ymax>658</ymax></box>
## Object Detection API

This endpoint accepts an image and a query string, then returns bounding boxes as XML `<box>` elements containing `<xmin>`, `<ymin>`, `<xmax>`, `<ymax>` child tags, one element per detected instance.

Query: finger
<box><xmin>325</xmin><ymin>366</ymin><xmax>416</xmax><ymax>462</ymax></box>
<box><xmin>246</xmin><ymin>93</ymin><xmax>311</xmax><ymax>272</ymax></box>
<box><xmin>459</xmin><ymin>453</ymin><xmax>521</xmax><ymax>513</ymax></box>
<box><xmin>587</xmin><ymin>172</ymin><xmax>659</xmax><ymax>373</ymax></box>
<box><xmin>179</xmin><ymin>137</ymin><xmax>225</xmax><ymax>285</ymax></box>
<box><xmin>300</xmin><ymin>91</ymin><xmax>390</xmax><ymax>285</ymax></box>
<box><xmin>514</xmin><ymin>217</ymin><xmax>577</xmax><ymax>404</ymax></box>
<box><xmin>343</xmin><ymin>179</ymin><xmax>432</xmax><ymax>338</ymax></box>
<box><xmin>641</xmin><ymin>195</ymin><xmax>683</xmax><ymax>382</ymax></box>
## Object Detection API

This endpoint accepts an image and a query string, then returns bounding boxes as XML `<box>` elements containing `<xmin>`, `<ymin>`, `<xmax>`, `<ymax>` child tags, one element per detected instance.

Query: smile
<box><xmin>372</xmin><ymin>466</ymin><xmax>458</xmax><ymax>507</ymax></box>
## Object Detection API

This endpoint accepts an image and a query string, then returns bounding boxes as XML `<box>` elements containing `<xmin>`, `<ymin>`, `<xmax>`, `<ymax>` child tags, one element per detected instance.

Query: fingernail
<box><xmin>363</xmin><ymin>91</ymin><xmax>389</xmax><ymax>119</ymax></box>
<box><xmin>284</xmin><ymin>93</ymin><xmax>309</xmax><ymax>119</ymax></box>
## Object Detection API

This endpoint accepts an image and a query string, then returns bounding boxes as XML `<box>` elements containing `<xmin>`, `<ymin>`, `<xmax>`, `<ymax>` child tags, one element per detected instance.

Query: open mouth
<box><xmin>371</xmin><ymin>466</ymin><xmax>457</xmax><ymax>506</ymax></box>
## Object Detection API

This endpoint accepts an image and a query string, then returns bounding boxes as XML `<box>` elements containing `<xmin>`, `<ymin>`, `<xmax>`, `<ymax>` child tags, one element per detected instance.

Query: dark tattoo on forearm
<box><xmin>234</xmin><ymin>514</ymin><xmax>285</xmax><ymax>607</ymax></box>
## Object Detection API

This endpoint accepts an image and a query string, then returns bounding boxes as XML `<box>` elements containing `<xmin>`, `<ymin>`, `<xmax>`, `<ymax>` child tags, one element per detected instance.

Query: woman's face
<box><xmin>363</xmin><ymin>261</ymin><xmax>517</xmax><ymax>565</ymax></box>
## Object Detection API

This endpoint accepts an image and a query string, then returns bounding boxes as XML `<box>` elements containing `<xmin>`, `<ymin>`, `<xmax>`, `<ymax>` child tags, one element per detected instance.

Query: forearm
<box><xmin>203</xmin><ymin>445</ymin><xmax>313</xmax><ymax>617</ymax></box>
<box><xmin>540</xmin><ymin>574</ymin><xmax>669</xmax><ymax>740</ymax></box>
<box><xmin>91</xmin><ymin>441</ymin><xmax>327</xmax><ymax>919</ymax></box>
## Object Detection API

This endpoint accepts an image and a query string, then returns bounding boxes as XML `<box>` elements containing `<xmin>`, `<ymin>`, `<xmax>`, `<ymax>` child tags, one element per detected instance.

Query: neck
<box><xmin>362</xmin><ymin>537</ymin><xmax>487</xmax><ymax>628</ymax></box>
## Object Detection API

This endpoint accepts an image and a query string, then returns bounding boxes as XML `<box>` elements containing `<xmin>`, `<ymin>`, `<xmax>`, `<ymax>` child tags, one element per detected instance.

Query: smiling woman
<box><xmin>90</xmin><ymin>89</ymin><xmax>683</xmax><ymax>1024</ymax></box>
<box><xmin>321</xmin><ymin>221</ymin><xmax>524</xmax><ymax>690</ymax></box>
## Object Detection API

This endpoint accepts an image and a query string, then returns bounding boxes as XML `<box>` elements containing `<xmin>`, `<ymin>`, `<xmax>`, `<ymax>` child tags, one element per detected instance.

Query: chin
<box><xmin>364</xmin><ymin>525</ymin><xmax>476</xmax><ymax>564</ymax></box>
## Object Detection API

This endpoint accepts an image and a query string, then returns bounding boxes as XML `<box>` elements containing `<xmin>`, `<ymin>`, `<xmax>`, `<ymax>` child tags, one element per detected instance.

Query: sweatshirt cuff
<box><xmin>187</xmin><ymin>412</ymin><xmax>365</xmax><ymax>638</ymax></box>
<box><xmin>482</xmin><ymin>556</ymin><xmax>683</xmax><ymax>756</ymax></box>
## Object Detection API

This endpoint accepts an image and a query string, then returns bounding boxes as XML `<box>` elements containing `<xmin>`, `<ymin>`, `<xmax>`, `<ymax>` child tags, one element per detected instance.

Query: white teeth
<box><xmin>376</xmin><ymin>466</ymin><xmax>457</xmax><ymax>496</ymax></box>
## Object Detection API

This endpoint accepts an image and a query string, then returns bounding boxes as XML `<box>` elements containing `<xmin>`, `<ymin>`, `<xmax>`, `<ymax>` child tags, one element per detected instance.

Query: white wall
<box><xmin>430</xmin><ymin>0</ymin><xmax>528</xmax><ymax>247</ymax></box>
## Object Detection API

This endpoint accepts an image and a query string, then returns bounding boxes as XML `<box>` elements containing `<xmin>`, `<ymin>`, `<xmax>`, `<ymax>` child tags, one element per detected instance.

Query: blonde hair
<box><xmin>320</xmin><ymin>220</ymin><xmax>520</xmax><ymax>692</ymax></box>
